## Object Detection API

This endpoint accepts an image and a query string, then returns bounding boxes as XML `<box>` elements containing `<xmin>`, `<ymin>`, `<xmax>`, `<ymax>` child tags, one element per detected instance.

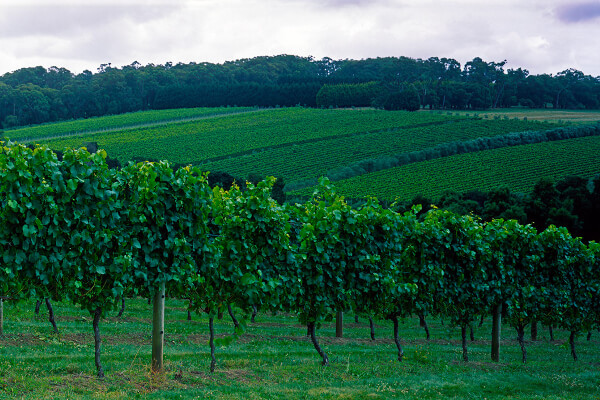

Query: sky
<box><xmin>1</xmin><ymin>0</ymin><xmax>600</xmax><ymax>77</ymax></box>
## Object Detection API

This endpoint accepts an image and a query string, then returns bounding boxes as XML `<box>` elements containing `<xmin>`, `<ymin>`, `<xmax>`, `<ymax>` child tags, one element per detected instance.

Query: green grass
<box><xmin>453</xmin><ymin>108</ymin><xmax>600</xmax><ymax>124</ymax></box>
<box><xmin>0</xmin><ymin>298</ymin><xmax>598</xmax><ymax>399</ymax></box>
<box><xmin>290</xmin><ymin>135</ymin><xmax>600</xmax><ymax>201</ymax></box>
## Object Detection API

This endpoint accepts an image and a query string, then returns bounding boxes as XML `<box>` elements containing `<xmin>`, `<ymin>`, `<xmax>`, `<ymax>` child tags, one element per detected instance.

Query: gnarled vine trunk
<box><xmin>570</xmin><ymin>331</ymin><xmax>578</xmax><ymax>361</ymax></box>
<box><xmin>516</xmin><ymin>323</ymin><xmax>527</xmax><ymax>363</ymax></box>
<box><xmin>308</xmin><ymin>322</ymin><xmax>329</xmax><ymax>366</ymax></box>
<box><xmin>368</xmin><ymin>316</ymin><xmax>375</xmax><ymax>341</ymax></box>
<box><xmin>531</xmin><ymin>320</ymin><xmax>538</xmax><ymax>341</ymax></box>
<box><xmin>93</xmin><ymin>307</ymin><xmax>104</xmax><ymax>378</ymax></box>
<box><xmin>419</xmin><ymin>313</ymin><xmax>430</xmax><ymax>340</ymax></box>
<box><xmin>251</xmin><ymin>305</ymin><xmax>258</xmax><ymax>323</ymax></box>
<box><xmin>45</xmin><ymin>298</ymin><xmax>58</xmax><ymax>334</ymax></box>
<box><xmin>390</xmin><ymin>315</ymin><xmax>404</xmax><ymax>362</ymax></box>
<box><xmin>461</xmin><ymin>324</ymin><xmax>469</xmax><ymax>362</ymax></box>
<box><xmin>228</xmin><ymin>304</ymin><xmax>239</xmax><ymax>330</ymax></box>
<box><xmin>116</xmin><ymin>297</ymin><xmax>125</xmax><ymax>318</ymax></box>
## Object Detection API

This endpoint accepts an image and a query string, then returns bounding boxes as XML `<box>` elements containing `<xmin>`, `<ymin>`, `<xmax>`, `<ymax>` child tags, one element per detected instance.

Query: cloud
<box><xmin>1</xmin><ymin>0</ymin><xmax>600</xmax><ymax>77</ymax></box>
<box><xmin>555</xmin><ymin>2</ymin><xmax>600</xmax><ymax>23</ymax></box>
<box><xmin>0</xmin><ymin>4</ymin><xmax>179</xmax><ymax>38</ymax></box>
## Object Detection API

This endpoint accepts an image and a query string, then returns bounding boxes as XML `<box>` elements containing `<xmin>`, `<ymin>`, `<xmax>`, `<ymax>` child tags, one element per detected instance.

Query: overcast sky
<box><xmin>1</xmin><ymin>0</ymin><xmax>600</xmax><ymax>77</ymax></box>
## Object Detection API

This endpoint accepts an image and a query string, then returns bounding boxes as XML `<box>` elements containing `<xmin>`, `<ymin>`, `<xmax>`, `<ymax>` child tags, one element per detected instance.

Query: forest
<box><xmin>1</xmin><ymin>55</ymin><xmax>600</xmax><ymax>128</ymax></box>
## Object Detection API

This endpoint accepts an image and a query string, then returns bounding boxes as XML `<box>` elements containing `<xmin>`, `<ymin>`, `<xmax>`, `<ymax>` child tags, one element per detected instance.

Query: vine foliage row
<box><xmin>1</xmin><ymin>143</ymin><xmax>599</xmax><ymax>376</ymax></box>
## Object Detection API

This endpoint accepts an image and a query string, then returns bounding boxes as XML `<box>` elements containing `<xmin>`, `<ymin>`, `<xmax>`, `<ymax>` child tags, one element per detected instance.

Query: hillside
<box><xmin>289</xmin><ymin>135</ymin><xmax>600</xmax><ymax>201</ymax></box>
<box><xmin>8</xmin><ymin>106</ymin><xmax>600</xmax><ymax>201</ymax></box>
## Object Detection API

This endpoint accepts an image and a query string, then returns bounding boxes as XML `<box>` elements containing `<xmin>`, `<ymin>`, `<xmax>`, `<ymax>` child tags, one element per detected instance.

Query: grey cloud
<box><xmin>0</xmin><ymin>5</ymin><xmax>179</xmax><ymax>38</ymax></box>
<box><xmin>555</xmin><ymin>2</ymin><xmax>600</xmax><ymax>23</ymax></box>
<box><xmin>282</xmin><ymin>0</ymin><xmax>388</xmax><ymax>7</ymax></box>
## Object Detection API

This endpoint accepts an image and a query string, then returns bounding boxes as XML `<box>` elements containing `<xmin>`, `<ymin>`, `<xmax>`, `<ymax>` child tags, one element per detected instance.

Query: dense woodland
<box><xmin>1</xmin><ymin>55</ymin><xmax>600</xmax><ymax>128</ymax></box>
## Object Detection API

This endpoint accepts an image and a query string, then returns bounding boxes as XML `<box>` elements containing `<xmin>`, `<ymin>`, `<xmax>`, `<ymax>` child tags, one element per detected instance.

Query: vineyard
<box><xmin>1</xmin><ymin>144</ymin><xmax>599</xmax><ymax>398</ymax></box>
<box><xmin>199</xmin><ymin>118</ymin><xmax>556</xmax><ymax>184</ymax></box>
<box><xmin>6</xmin><ymin>106</ymin><xmax>594</xmax><ymax>202</ymax></box>
<box><xmin>290</xmin><ymin>134</ymin><xmax>600</xmax><ymax>201</ymax></box>
<box><xmin>14</xmin><ymin>108</ymin><xmax>469</xmax><ymax>166</ymax></box>
<box><xmin>4</xmin><ymin>107</ymin><xmax>259</xmax><ymax>142</ymax></box>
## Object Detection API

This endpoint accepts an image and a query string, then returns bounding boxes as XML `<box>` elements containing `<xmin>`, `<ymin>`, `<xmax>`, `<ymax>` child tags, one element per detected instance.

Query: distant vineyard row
<box><xmin>31</xmin><ymin>108</ymin><xmax>467</xmax><ymax>165</ymax></box>
<box><xmin>294</xmin><ymin>135</ymin><xmax>600</xmax><ymax>201</ymax></box>
<box><xmin>200</xmin><ymin>118</ymin><xmax>559</xmax><ymax>183</ymax></box>
<box><xmin>5</xmin><ymin>107</ymin><xmax>258</xmax><ymax>141</ymax></box>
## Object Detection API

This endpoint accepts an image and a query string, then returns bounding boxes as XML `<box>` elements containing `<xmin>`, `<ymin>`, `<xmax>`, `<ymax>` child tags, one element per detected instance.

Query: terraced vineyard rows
<box><xmin>291</xmin><ymin>135</ymin><xmax>600</xmax><ymax>201</ymax></box>
<box><xmin>200</xmin><ymin>118</ymin><xmax>557</xmax><ymax>182</ymax></box>
<box><xmin>5</xmin><ymin>107</ymin><xmax>259</xmax><ymax>141</ymax></box>
<box><xmin>32</xmin><ymin>108</ymin><xmax>468</xmax><ymax>164</ymax></box>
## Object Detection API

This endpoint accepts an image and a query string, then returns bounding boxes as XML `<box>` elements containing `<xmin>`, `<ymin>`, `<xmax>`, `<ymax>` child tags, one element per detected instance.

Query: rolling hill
<box><xmin>6</xmin><ymin>106</ymin><xmax>600</xmax><ymax>202</ymax></box>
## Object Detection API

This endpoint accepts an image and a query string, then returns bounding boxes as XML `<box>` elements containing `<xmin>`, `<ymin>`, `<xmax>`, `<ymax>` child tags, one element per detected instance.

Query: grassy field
<box><xmin>1</xmin><ymin>298</ymin><xmax>598</xmax><ymax>399</ymax></box>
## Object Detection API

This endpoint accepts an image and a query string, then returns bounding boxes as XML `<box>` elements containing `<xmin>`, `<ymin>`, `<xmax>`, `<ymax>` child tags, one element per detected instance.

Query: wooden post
<box><xmin>335</xmin><ymin>311</ymin><xmax>343</xmax><ymax>338</ymax></box>
<box><xmin>491</xmin><ymin>303</ymin><xmax>502</xmax><ymax>362</ymax></box>
<box><xmin>151</xmin><ymin>282</ymin><xmax>166</xmax><ymax>374</ymax></box>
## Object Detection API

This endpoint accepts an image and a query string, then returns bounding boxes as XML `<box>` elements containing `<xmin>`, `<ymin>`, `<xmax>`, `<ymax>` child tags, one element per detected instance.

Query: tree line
<box><xmin>1</xmin><ymin>55</ymin><xmax>599</xmax><ymax>128</ymax></box>
<box><xmin>1</xmin><ymin>143</ymin><xmax>599</xmax><ymax>378</ymax></box>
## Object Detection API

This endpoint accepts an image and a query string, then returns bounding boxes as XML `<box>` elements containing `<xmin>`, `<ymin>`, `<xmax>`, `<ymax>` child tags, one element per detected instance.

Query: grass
<box><xmin>0</xmin><ymin>298</ymin><xmax>598</xmax><ymax>399</ymax></box>
<box><xmin>452</xmin><ymin>108</ymin><xmax>600</xmax><ymax>124</ymax></box>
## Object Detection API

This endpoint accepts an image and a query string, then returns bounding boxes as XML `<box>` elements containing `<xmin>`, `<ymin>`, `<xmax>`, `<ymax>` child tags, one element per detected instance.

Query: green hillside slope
<box><xmin>289</xmin><ymin>135</ymin><xmax>600</xmax><ymax>201</ymax></box>
<box><xmin>8</xmin><ymin>106</ymin><xmax>600</xmax><ymax>201</ymax></box>
<box><xmin>26</xmin><ymin>108</ymin><xmax>466</xmax><ymax>164</ymax></box>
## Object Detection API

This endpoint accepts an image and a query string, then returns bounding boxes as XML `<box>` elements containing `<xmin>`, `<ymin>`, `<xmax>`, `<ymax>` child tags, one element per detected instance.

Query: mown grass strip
<box><xmin>0</xmin><ymin>298</ymin><xmax>598</xmax><ymax>399</ymax></box>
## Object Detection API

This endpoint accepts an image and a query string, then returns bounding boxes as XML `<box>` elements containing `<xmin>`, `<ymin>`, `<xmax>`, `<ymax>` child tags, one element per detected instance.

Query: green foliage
<box><xmin>483</xmin><ymin>219</ymin><xmax>541</xmax><ymax>328</ymax></box>
<box><xmin>0</xmin><ymin>143</ymin><xmax>66</xmax><ymax>300</ymax></box>
<box><xmin>316</xmin><ymin>82</ymin><xmax>383</xmax><ymax>108</ymax></box>
<box><xmin>5</xmin><ymin>107</ymin><xmax>256</xmax><ymax>142</ymax></box>
<box><xmin>537</xmin><ymin>226</ymin><xmax>596</xmax><ymax>333</ymax></box>
<box><xmin>1</xmin><ymin>144</ymin><xmax>599</xmax><ymax>371</ymax></box>
<box><xmin>425</xmin><ymin>210</ymin><xmax>487</xmax><ymax>327</ymax></box>
<box><xmin>293</xmin><ymin>178</ymin><xmax>357</xmax><ymax>324</ymax></box>
<box><xmin>121</xmin><ymin>161</ymin><xmax>212</xmax><ymax>298</ymax></box>
<box><xmin>190</xmin><ymin>177</ymin><xmax>292</xmax><ymax>316</ymax></box>
<box><xmin>59</xmin><ymin>147</ymin><xmax>132</xmax><ymax>316</ymax></box>
<box><xmin>376</xmin><ymin>86</ymin><xmax>421</xmax><ymax>111</ymax></box>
